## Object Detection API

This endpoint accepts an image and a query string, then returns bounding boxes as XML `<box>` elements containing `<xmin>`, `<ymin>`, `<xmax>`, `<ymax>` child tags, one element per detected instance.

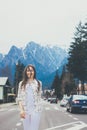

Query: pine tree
<box><xmin>82</xmin><ymin>22</ymin><xmax>87</xmax><ymax>40</ymax></box>
<box><xmin>60</xmin><ymin>65</ymin><xmax>76</xmax><ymax>96</ymax></box>
<box><xmin>14</xmin><ymin>60</ymin><xmax>25</xmax><ymax>95</ymax></box>
<box><xmin>51</xmin><ymin>70</ymin><xmax>61</xmax><ymax>99</ymax></box>
<box><xmin>67</xmin><ymin>21</ymin><xmax>87</xmax><ymax>94</ymax></box>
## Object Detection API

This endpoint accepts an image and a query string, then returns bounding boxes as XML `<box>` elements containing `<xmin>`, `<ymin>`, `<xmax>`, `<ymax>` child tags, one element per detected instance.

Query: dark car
<box><xmin>66</xmin><ymin>95</ymin><xmax>87</xmax><ymax>113</ymax></box>
<box><xmin>50</xmin><ymin>98</ymin><xmax>58</xmax><ymax>104</ymax></box>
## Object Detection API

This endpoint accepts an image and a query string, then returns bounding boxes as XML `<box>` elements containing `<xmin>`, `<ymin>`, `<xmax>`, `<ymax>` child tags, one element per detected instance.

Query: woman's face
<box><xmin>26</xmin><ymin>66</ymin><xmax>34</xmax><ymax>79</ymax></box>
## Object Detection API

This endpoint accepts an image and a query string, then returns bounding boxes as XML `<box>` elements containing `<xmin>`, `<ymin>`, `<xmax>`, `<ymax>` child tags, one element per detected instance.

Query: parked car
<box><xmin>50</xmin><ymin>97</ymin><xmax>58</xmax><ymax>104</ymax></box>
<box><xmin>43</xmin><ymin>97</ymin><xmax>47</xmax><ymax>100</ymax></box>
<box><xmin>47</xmin><ymin>97</ymin><xmax>52</xmax><ymax>102</ymax></box>
<box><xmin>60</xmin><ymin>97</ymin><xmax>70</xmax><ymax>107</ymax></box>
<box><xmin>66</xmin><ymin>95</ymin><xmax>87</xmax><ymax>113</ymax></box>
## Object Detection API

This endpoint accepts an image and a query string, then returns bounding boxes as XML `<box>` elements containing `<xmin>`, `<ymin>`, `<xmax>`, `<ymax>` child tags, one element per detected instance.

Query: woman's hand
<box><xmin>20</xmin><ymin>110</ymin><xmax>26</xmax><ymax>119</ymax></box>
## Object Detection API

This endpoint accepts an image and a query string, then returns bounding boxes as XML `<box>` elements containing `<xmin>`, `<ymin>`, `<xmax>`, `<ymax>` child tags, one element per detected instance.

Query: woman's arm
<box><xmin>18</xmin><ymin>101</ymin><xmax>24</xmax><ymax>112</ymax></box>
<box><xmin>17</xmin><ymin>82</ymin><xmax>25</xmax><ymax>118</ymax></box>
<box><xmin>19</xmin><ymin>102</ymin><xmax>26</xmax><ymax>118</ymax></box>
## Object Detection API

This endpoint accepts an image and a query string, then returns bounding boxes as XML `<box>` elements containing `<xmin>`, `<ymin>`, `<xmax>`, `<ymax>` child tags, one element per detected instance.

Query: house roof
<box><xmin>0</xmin><ymin>77</ymin><xmax>8</xmax><ymax>86</ymax></box>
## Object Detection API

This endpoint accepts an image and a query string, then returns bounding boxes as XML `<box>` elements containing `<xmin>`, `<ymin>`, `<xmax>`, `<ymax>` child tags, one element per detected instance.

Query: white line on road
<box><xmin>8</xmin><ymin>108</ymin><xmax>16</xmax><ymax>111</ymax></box>
<box><xmin>16</xmin><ymin>122</ymin><xmax>22</xmax><ymax>126</ymax></box>
<box><xmin>54</xmin><ymin>107</ymin><xmax>59</xmax><ymax>110</ymax></box>
<box><xmin>65</xmin><ymin>121</ymin><xmax>87</xmax><ymax>130</ymax></box>
<box><xmin>73</xmin><ymin>117</ymin><xmax>79</xmax><ymax>120</ymax></box>
<box><xmin>44</xmin><ymin>121</ymin><xmax>85</xmax><ymax>130</ymax></box>
<box><xmin>45</xmin><ymin>107</ymin><xmax>50</xmax><ymax>110</ymax></box>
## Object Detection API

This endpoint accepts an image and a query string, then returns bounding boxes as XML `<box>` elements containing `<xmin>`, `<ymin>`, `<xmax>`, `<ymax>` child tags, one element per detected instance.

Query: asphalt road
<box><xmin>0</xmin><ymin>101</ymin><xmax>87</xmax><ymax>130</ymax></box>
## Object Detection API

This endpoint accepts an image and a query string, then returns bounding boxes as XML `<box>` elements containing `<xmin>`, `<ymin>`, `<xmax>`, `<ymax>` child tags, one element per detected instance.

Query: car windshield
<box><xmin>73</xmin><ymin>95</ymin><xmax>87</xmax><ymax>100</ymax></box>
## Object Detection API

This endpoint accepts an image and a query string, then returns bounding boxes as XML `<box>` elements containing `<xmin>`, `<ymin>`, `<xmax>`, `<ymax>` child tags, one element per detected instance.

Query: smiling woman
<box><xmin>17</xmin><ymin>64</ymin><xmax>42</xmax><ymax>130</ymax></box>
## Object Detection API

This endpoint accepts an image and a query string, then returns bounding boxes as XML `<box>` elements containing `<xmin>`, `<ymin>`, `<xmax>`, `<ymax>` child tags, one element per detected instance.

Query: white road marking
<box><xmin>44</xmin><ymin>121</ymin><xmax>86</xmax><ymax>130</ymax></box>
<box><xmin>8</xmin><ymin>108</ymin><xmax>16</xmax><ymax>111</ymax></box>
<box><xmin>73</xmin><ymin>117</ymin><xmax>79</xmax><ymax>120</ymax></box>
<box><xmin>16</xmin><ymin>122</ymin><xmax>22</xmax><ymax>126</ymax></box>
<box><xmin>65</xmin><ymin>121</ymin><xmax>87</xmax><ymax>130</ymax></box>
<box><xmin>54</xmin><ymin>107</ymin><xmax>59</xmax><ymax>110</ymax></box>
<box><xmin>45</xmin><ymin>107</ymin><xmax>50</xmax><ymax>110</ymax></box>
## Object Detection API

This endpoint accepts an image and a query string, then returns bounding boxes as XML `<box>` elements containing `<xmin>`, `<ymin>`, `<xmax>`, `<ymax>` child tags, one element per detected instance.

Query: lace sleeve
<box><xmin>17</xmin><ymin>81</ymin><xmax>23</xmax><ymax>103</ymax></box>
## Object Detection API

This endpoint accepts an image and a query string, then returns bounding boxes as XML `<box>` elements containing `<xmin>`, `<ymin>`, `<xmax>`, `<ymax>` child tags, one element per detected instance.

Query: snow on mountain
<box><xmin>0</xmin><ymin>41</ymin><xmax>68</xmax><ymax>87</ymax></box>
<box><xmin>0</xmin><ymin>53</ymin><xmax>3</xmax><ymax>62</ymax></box>
<box><xmin>24</xmin><ymin>42</ymin><xmax>68</xmax><ymax>74</ymax></box>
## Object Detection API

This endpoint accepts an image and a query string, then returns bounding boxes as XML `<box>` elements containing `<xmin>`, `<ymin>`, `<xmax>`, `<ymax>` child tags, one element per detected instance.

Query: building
<box><xmin>77</xmin><ymin>80</ymin><xmax>87</xmax><ymax>95</ymax></box>
<box><xmin>0</xmin><ymin>77</ymin><xmax>11</xmax><ymax>103</ymax></box>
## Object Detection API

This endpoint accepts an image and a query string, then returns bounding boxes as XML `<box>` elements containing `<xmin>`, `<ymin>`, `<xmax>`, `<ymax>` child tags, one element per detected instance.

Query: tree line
<box><xmin>52</xmin><ymin>20</ymin><xmax>87</xmax><ymax>98</ymax></box>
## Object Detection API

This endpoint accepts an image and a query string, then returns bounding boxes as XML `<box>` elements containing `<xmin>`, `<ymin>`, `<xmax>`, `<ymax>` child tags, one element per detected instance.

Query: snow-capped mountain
<box><xmin>0</xmin><ymin>53</ymin><xmax>4</xmax><ymax>62</ymax></box>
<box><xmin>0</xmin><ymin>41</ymin><xmax>68</xmax><ymax>87</ymax></box>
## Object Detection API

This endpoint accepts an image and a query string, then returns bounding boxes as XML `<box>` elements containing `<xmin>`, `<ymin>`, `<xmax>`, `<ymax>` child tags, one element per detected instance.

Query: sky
<box><xmin>0</xmin><ymin>0</ymin><xmax>87</xmax><ymax>54</ymax></box>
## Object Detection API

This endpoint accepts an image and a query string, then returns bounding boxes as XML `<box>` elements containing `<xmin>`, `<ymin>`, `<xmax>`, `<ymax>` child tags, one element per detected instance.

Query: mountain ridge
<box><xmin>0</xmin><ymin>41</ymin><xmax>68</xmax><ymax>88</ymax></box>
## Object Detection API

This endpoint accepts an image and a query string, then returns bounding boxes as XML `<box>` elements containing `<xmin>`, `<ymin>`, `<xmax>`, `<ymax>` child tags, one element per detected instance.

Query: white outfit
<box><xmin>23</xmin><ymin>112</ymin><xmax>41</xmax><ymax>130</ymax></box>
<box><xmin>17</xmin><ymin>79</ymin><xmax>42</xmax><ymax>130</ymax></box>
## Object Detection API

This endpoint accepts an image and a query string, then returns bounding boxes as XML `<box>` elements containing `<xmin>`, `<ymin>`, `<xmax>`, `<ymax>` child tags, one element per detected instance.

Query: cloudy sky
<box><xmin>0</xmin><ymin>0</ymin><xmax>87</xmax><ymax>54</ymax></box>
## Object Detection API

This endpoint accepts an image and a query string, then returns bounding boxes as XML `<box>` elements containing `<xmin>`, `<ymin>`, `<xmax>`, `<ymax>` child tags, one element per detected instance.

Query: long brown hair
<box><xmin>21</xmin><ymin>64</ymin><xmax>40</xmax><ymax>91</ymax></box>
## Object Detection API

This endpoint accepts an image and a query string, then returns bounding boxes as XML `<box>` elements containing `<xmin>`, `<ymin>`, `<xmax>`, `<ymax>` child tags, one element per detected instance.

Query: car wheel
<box><xmin>66</xmin><ymin>108</ymin><xmax>69</xmax><ymax>112</ymax></box>
<box><xmin>66</xmin><ymin>104</ymin><xmax>69</xmax><ymax>112</ymax></box>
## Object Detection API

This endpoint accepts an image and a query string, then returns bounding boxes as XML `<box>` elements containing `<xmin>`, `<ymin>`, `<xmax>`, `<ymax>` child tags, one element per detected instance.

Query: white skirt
<box><xmin>23</xmin><ymin>112</ymin><xmax>41</xmax><ymax>130</ymax></box>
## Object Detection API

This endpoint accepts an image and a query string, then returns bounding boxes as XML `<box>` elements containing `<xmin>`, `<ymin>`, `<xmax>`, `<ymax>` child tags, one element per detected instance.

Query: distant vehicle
<box><xmin>50</xmin><ymin>97</ymin><xmax>58</xmax><ymax>104</ymax></box>
<box><xmin>43</xmin><ymin>97</ymin><xmax>47</xmax><ymax>100</ymax></box>
<box><xmin>7</xmin><ymin>93</ymin><xmax>16</xmax><ymax>102</ymax></box>
<box><xmin>60</xmin><ymin>97</ymin><xmax>70</xmax><ymax>107</ymax></box>
<box><xmin>47</xmin><ymin>97</ymin><xmax>52</xmax><ymax>102</ymax></box>
<box><xmin>66</xmin><ymin>95</ymin><xmax>87</xmax><ymax>113</ymax></box>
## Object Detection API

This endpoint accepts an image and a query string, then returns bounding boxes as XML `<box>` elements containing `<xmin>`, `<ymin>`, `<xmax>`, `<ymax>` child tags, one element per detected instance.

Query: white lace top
<box><xmin>17</xmin><ymin>79</ymin><xmax>42</xmax><ymax>113</ymax></box>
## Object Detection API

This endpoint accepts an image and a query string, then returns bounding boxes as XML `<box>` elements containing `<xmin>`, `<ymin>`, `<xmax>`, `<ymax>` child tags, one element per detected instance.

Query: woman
<box><xmin>17</xmin><ymin>64</ymin><xmax>42</xmax><ymax>130</ymax></box>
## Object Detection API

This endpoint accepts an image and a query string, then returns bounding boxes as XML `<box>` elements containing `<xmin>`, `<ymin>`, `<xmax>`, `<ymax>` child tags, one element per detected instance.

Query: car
<box><xmin>47</xmin><ymin>97</ymin><xmax>52</xmax><ymax>102</ymax></box>
<box><xmin>60</xmin><ymin>97</ymin><xmax>70</xmax><ymax>107</ymax></box>
<box><xmin>43</xmin><ymin>97</ymin><xmax>47</xmax><ymax>100</ymax></box>
<box><xmin>66</xmin><ymin>95</ymin><xmax>87</xmax><ymax>113</ymax></box>
<box><xmin>50</xmin><ymin>97</ymin><xmax>58</xmax><ymax>104</ymax></box>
